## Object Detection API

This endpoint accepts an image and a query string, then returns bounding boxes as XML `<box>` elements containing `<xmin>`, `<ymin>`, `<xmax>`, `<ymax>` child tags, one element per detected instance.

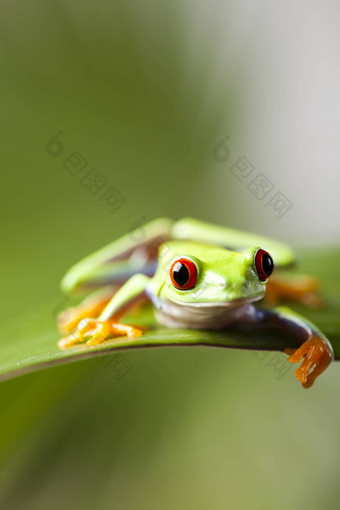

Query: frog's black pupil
<box><xmin>173</xmin><ymin>262</ymin><xmax>189</xmax><ymax>287</ymax></box>
<box><xmin>262</xmin><ymin>253</ymin><xmax>274</xmax><ymax>277</ymax></box>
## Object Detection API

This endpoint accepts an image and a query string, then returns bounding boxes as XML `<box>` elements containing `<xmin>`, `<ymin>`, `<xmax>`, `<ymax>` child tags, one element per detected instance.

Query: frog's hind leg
<box><xmin>61</xmin><ymin>217</ymin><xmax>173</xmax><ymax>295</ymax></box>
<box><xmin>265</xmin><ymin>273</ymin><xmax>323</xmax><ymax>308</ymax></box>
<box><xmin>171</xmin><ymin>218</ymin><xmax>295</xmax><ymax>267</ymax></box>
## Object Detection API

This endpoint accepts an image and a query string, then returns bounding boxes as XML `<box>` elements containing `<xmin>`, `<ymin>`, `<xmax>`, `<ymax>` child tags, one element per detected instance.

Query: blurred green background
<box><xmin>1</xmin><ymin>1</ymin><xmax>340</xmax><ymax>509</ymax></box>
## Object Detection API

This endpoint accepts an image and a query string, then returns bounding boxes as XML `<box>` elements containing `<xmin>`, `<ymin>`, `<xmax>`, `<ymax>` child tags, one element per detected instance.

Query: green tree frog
<box><xmin>57</xmin><ymin>218</ymin><xmax>333</xmax><ymax>388</ymax></box>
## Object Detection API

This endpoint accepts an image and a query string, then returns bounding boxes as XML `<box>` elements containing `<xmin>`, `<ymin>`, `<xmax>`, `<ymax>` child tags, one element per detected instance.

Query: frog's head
<box><xmin>154</xmin><ymin>241</ymin><xmax>274</xmax><ymax>308</ymax></box>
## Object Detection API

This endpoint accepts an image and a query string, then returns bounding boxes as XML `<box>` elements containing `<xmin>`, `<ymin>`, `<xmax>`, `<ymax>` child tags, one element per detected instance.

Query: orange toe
<box><xmin>286</xmin><ymin>335</ymin><xmax>333</xmax><ymax>388</ymax></box>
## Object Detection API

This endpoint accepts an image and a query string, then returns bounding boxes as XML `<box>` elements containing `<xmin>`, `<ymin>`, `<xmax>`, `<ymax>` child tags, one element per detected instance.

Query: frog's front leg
<box><xmin>265</xmin><ymin>274</ymin><xmax>323</xmax><ymax>308</ymax></box>
<box><xmin>244</xmin><ymin>306</ymin><xmax>333</xmax><ymax>388</ymax></box>
<box><xmin>58</xmin><ymin>274</ymin><xmax>150</xmax><ymax>349</ymax></box>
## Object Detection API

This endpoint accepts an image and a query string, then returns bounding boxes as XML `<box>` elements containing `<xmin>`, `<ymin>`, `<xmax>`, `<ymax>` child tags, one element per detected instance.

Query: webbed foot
<box><xmin>285</xmin><ymin>335</ymin><xmax>333</xmax><ymax>388</ymax></box>
<box><xmin>58</xmin><ymin>318</ymin><xmax>143</xmax><ymax>349</ymax></box>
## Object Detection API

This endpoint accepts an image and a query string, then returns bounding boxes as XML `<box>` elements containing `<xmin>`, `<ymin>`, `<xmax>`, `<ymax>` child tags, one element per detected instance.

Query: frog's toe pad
<box><xmin>84</xmin><ymin>322</ymin><xmax>143</xmax><ymax>345</ymax></box>
<box><xmin>57</xmin><ymin>333</ymin><xmax>82</xmax><ymax>349</ymax></box>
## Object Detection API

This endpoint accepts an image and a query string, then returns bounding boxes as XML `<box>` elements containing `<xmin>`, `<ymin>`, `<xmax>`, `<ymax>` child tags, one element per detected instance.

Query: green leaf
<box><xmin>0</xmin><ymin>248</ymin><xmax>339</xmax><ymax>382</ymax></box>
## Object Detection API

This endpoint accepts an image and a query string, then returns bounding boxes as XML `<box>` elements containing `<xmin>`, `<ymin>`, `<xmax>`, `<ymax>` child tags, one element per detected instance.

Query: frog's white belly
<box><xmin>153</xmin><ymin>298</ymin><xmax>253</xmax><ymax>329</ymax></box>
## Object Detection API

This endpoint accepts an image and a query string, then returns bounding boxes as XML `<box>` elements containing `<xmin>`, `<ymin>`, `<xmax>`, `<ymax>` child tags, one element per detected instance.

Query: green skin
<box><xmin>150</xmin><ymin>242</ymin><xmax>266</xmax><ymax>305</ymax></box>
<box><xmin>60</xmin><ymin>218</ymin><xmax>334</xmax><ymax>387</ymax></box>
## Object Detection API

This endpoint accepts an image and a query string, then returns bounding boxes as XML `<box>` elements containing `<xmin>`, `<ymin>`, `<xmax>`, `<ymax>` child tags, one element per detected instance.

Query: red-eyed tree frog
<box><xmin>57</xmin><ymin>218</ymin><xmax>333</xmax><ymax>388</ymax></box>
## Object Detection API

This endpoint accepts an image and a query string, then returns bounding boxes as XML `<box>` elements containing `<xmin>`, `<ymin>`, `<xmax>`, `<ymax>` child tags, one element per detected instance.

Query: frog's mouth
<box><xmin>154</xmin><ymin>295</ymin><xmax>263</xmax><ymax>330</ymax></box>
<box><xmin>170</xmin><ymin>294</ymin><xmax>263</xmax><ymax>310</ymax></box>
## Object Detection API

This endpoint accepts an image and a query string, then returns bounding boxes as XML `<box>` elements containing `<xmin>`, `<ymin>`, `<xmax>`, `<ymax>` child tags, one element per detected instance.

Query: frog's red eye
<box><xmin>254</xmin><ymin>249</ymin><xmax>274</xmax><ymax>281</ymax></box>
<box><xmin>170</xmin><ymin>258</ymin><xmax>197</xmax><ymax>290</ymax></box>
